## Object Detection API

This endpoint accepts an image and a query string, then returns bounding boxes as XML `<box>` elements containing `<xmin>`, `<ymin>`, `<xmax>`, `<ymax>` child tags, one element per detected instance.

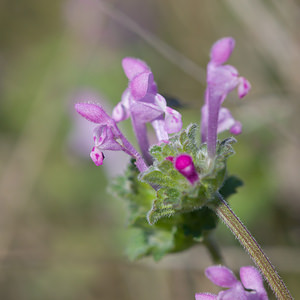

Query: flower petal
<box><xmin>238</xmin><ymin>77</ymin><xmax>251</xmax><ymax>98</ymax></box>
<box><xmin>217</xmin><ymin>284</ymin><xmax>247</xmax><ymax>300</ymax></box>
<box><xmin>217</xmin><ymin>107</ymin><xmax>242</xmax><ymax>135</ymax></box>
<box><xmin>164</xmin><ymin>107</ymin><xmax>182</xmax><ymax>134</ymax></box>
<box><xmin>229</xmin><ymin>121</ymin><xmax>242</xmax><ymax>135</ymax></box>
<box><xmin>205</xmin><ymin>266</ymin><xmax>239</xmax><ymax>288</ymax></box>
<box><xmin>210</xmin><ymin>37</ymin><xmax>235</xmax><ymax>66</ymax></box>
<box><xmin>90</xmin><ymin>147</ymin><xmax>104</xmax><ymax>166</ymax></box>
<box><xmin>131</xmin><ymin>101</ymin><xmax>164</xmax><ymax>122</ymax></box>
<box><xmin>93</xmin><ymin>125</ymin><xmax>123</xmax><ymax>151</ymax></box>
<box><xmin>240</xmin><ymin>266</ymin><xmax>268</xmax><ymax>299</ymax></box>
<box><xmin>122</xmin><ymin>57</ymin><xmax>150</xmax><ymax>80</ymax></box>
<box><xmin>130</xmin><ymin>72</ymin><xmax>154</xmax><ymax>100</ymax></box>
<box><xmin>154</xmin><ymin>93</ymin><xmax>167</xmax><ymax>110</ymax></box>
<box><xmin>75</xmin><ymin>103</ymin><xmax>113</xmax><ymax>125</ymax></box>
<box><xmin>207</xmin><ymin>65</ymin><xmax>239</xmax><ymax>98</ymax></box>
<box><xmin>112</xmin><ymin>89</ymin><xmax>131</xmax><ymax>122</ymax></box>
<box><xmin>195</xmin><ymin>293</ymin><xmax>217</xmax><ymax>300</ymax></box>
<box><xmin>112</xmin><ymin>102</ymin><xmax>129</xmax><ymax>123</ymax></box>
<box><xmin>151</xmin><ymin>119</ymin><xmax>169</xmax><ymax>142</ymax></box>
<box><xmin>217</xmin><ymin>107</ymin><xmax>235</xmax><ymax>134</ymax></box>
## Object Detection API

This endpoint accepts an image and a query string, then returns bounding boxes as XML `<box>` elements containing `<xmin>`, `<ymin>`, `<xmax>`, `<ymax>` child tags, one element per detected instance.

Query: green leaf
<box><xmin>142</xmin><ymin>169</ymin><xmax>177</xmax><ymax>188</ymax></box>
<box><xmin>219</xmin><ymin>175</ymin><xmax>243</xmax><ymax>199</ymax></box>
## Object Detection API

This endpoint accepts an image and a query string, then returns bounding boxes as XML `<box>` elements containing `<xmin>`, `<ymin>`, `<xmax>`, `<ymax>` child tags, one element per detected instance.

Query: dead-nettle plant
<box><xmin>75</xmin><ymin>38</ymin><xmax>293</xmax><ymax>300</ymax></box>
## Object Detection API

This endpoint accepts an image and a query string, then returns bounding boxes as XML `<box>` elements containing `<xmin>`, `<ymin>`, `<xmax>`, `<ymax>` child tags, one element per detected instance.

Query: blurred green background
<box><xmin>0</xmin><ymin>0</ymin><xmax>299</xmax><ymax>299</ymax></box>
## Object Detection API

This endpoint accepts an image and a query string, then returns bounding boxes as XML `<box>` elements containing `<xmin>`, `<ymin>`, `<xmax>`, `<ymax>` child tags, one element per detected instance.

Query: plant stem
<box><xmin>213</xmin><ymin>193</ymin><xmax>293</xmax><ymax>300</ymax></box>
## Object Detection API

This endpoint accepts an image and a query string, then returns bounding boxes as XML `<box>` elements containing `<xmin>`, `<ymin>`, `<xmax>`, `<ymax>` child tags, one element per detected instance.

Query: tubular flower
<box><xmin>75</xmin><ymin>102</ymin><xmax>147</xmax><ymax>172</ymax></box>
<box><xmin>112</xmin><ymin>57</ymin><xmax>182</xmax><ymax>164</ymax></box>
<box><xmin>201</xmin><ymin>37</ymin><xmax>251</xmax><ymax>157</ymax></box>
<box><xmin>195</xmin><ymin>265</ymin><xmax>268</xmax><ymax>300</ymax></box>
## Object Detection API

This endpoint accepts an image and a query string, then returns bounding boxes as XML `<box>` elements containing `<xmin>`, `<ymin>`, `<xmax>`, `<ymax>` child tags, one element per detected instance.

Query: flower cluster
<box><xmin>75</xmin><ymin>57</ymin><xmax>183</xmax><ymax>170</ymax></box>
<box><xmin>75</xmin><ymin>37</ymin><xmax>250</xmax><ymax>187</ymax></box>
<box><xmin>73</xmin><ymin>38</ymin><xmax>295</xmax><ymax>299</ymax></box>
<box><xmin>195</xmin><ymin>265</ymin><xmax>268</xmax><ymax>300</ymax></box>
<box><xmin>75</xmin><ymin>102</ymin><xmax>148</xmax><ymax>172</ymax></box>
<box><xmin>112</xmin><ymin>57</ymin><xmax>182</xmax><ymax>164</ymax></box>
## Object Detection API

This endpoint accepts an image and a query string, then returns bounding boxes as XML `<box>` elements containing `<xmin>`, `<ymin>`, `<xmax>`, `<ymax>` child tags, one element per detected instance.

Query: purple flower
<box><xmin>201</xmin><ymin>37</ymin><xmax>251</xmax><ymax>157</ymax></box>
<box><xmin>112</xmin><ymin>57</ymin><xmax>182</xmax><ymax>164</ymax></box>
<box><xmin>195</xmin><ymin>265</ymin><xmax>268</xmax><ymax>300</ymax></box>
<box><xmin>75</xmin><ymin>102</ymin><xmax>147</xmax><ymax>172</ymax></box>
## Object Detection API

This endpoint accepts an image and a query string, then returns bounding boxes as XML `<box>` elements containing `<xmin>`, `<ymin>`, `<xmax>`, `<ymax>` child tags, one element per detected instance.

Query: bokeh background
<box><xmin>0</xmin><ymin>0</ymin><xmax>300</xmax><ymax>299</ymax></box>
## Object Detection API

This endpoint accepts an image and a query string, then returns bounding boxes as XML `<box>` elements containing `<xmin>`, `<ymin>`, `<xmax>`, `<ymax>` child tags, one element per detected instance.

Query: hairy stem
<box><xmin>214</xmin><ymin>193</ymin><xmax>293</xmax><ymax>300</ymax></box>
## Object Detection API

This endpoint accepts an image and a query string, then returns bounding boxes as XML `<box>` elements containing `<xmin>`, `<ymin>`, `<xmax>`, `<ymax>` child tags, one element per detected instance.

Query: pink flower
<box><xmin>112</xmin><ymin>57</ymin><xmax>182</xmax><ymax>164</ymax></box>
<box><xmin>75</xmin><ymin>102</ymin><xmax>147</xmax><ymax>172</ymax></box>
<box><xmin>201</xmin><ymin>38</ymin><xmax>251</xmax><ymax>157</ymax></box>
<box><xmin>195</xmin><ymin>265</ymin><xmax>268</xmax><ymax>300</ymax></box>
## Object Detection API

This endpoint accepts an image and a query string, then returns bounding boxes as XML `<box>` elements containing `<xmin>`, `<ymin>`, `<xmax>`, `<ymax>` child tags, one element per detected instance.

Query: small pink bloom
<box><xmin>75</xmin><ymin>102</ymin><xmax>148</xmax><ymax>172</ymax></box>
<box><xmin>201</xmin><ymin>37</ymin><xmax>251</xmax><ymax>157</ymax></box>
<box><xmin>195</xmin><ymin>265</ymin><xmax>268</xmax><ymax>300</ymax></box>
<box><xmin>113</xmin><ymin>57</ymin><xmax>182</xmax><ymax>164</ymax></box>
<box><xmin>174</xmin><ymin>154</ymin><xmax>199</xmax><ymax>185</ymax></box>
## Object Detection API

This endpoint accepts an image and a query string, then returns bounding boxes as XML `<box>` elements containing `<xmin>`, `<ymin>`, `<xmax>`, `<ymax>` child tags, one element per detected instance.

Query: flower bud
<box><xmin>174</xmin><ymin>154</ymin><xmax>199</xmax><ymax>185</ymax></box>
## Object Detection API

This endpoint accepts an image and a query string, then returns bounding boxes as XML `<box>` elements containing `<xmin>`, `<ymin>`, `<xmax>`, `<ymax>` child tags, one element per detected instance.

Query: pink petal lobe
<box><xmin>130</xmin><ymin>72</ymin><xmax>153</xmax><ymax>100</ymax></box>
<box><xmin>217</xmin><ymin>284</ymin><xmax>248</xmax><ymax>300</ymax></box>
<box><xmin>131</xmin><ymin>101</ymin><xmax>163</xmax><ymax>122</ymax></box>
<box><xmin>195</xmin><ymin>293</ymin><xmax>217</xmax><ymax>300</ymax></box>
<box><xmin>229</xmin><ymin>121</ymin><xmax>242</xmax><ymax>135</ymax></box>
<box><xmin>164</xmin><ymin>107</ymin><xmax>182</xmax><ymax>134</ymax></box>
<box><xmin>151</xmin><ymin>119</ymin><xmax>169</xmax><ymax>142</ymax></box>
<box><xmin>122</xmin><ymin>57</ymin><xmax>150</xmax><ymax>80</ymax></box>
<box><xmin>205</xmin><ymin>266</ymin><xmax>238</xmax><ymax>288</ymax></box>
<box><xmin>240</xmin><ymin>266</ymin><xmax>267</xmax><ymax>297</ymax></box>
<box><xmin>112</xmin><ymin>89</ymin><xmax>131</xmax><ymax>122</ymax></box>
<box><xmin>75</xmin><ymin>103</ymin><xmax>112</xmax><ymax>124</ymax></box>
<box><xmin>93</xmin><ymin>125</ymin><xmax>123</xmax><ymax>151</ymax></box>
<box><xmin>90</xmin><ymin>147</ymin><xmax>104</xmax><ymax>166</ymax></box>
<box><xmin>210</xmin><ymin>37</ymin><xmax>235</xmax><ymax>65</ymax></box>
<box><xmin>238</xmin><ymin>77</ymin><xmax>251</xmax><ymax>98</ymax></box>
